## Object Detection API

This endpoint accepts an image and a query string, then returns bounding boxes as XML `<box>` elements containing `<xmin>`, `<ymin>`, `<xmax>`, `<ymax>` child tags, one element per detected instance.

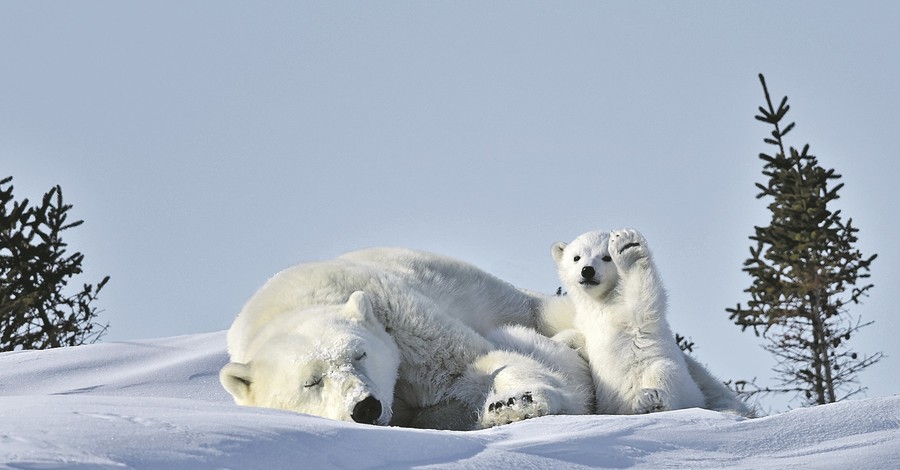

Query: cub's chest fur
<box><xmin>574</xmin><ymin>300</ymin><xmax>662</xmax><ymax>357</ymax></box>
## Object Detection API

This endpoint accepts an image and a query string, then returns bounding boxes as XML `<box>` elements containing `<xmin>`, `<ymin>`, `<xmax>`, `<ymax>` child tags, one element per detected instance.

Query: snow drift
<box><xmin>1</xmin><ymin>332</ymin><xmax>898</xmax><ymax>469</ymax></box>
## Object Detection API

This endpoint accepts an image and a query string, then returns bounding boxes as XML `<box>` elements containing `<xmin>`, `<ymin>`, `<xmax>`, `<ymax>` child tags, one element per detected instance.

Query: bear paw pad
<box><xmin>609</xmin><ymin>229</ymin><xmax>649</xmax><ymax>269</ymax></box>
<box><xmin>481</xmin><ymin>391</ymin><xmax>549</xmax><ymax>428</ymax></box>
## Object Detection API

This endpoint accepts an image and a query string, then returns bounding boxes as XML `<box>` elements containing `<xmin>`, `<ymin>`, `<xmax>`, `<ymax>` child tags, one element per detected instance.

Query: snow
<box><xmin>1</xmin><ymin>332</ymin><xmax>898</xmax><ymax>469</ymax></box>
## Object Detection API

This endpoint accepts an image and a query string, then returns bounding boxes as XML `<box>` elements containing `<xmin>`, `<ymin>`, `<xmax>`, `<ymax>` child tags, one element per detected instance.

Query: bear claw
<box><xmin>482</xmin><ymin>391</ymin><xmax>548</xmax><ymax>428</ymax></box>
<box><xmin>633</xmin><ymin>388</ymin><xmax>670</xmax><ymax>414</ymax></box>
<box><xmin>488</xmin><ymin>391</ymin><xmax>533</xmax><ymax>412</ymax></box>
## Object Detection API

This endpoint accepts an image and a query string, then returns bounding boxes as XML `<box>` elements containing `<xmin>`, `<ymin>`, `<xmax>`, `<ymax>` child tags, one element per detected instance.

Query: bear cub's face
<box><xmin>552</xmin><ymin>230</ymin><xmax>620</xmax><ymax>300</ymax></box>
<box><xmin>220</xmin><ymin>292</ymin><xmax>400</xmax><ymax>425</ymax></box>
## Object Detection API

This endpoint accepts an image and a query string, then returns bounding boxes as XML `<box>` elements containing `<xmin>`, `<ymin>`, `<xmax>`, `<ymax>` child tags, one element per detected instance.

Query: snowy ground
<box><xmin>1</xmin><ymin>332</ymin><xmax>897</xmax><ymax>469</ymax></box>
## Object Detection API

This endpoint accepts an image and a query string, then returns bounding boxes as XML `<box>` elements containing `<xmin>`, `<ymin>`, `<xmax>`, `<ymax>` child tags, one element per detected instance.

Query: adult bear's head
<box><xmin>220</xmin><ymin>291</ymin><xmax>400</xmax><ymax>425</ymax></box>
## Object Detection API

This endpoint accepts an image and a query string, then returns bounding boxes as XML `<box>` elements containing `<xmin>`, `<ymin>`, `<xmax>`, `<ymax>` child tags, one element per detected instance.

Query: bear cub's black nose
<box><xmin>581</xmin><ymin>266</ymin><xmax>596</xmax><ymax>279</ymax></box>
<box><xmin>352</xmin><ymin>395</ymin><xmax>382</xmax><ymax>424</ymax></box>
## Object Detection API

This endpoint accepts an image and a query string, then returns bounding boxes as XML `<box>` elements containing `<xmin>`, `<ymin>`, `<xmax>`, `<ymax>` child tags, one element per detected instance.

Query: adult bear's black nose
<box><xmin>352</xmin><ymin>395</ymin><xmax>382</xmax><ymax>425</ymax></box>
<box><xmin>581</xmin><ymin>266</ymin><xmax>596</xmax><ymax>279</ymax></box>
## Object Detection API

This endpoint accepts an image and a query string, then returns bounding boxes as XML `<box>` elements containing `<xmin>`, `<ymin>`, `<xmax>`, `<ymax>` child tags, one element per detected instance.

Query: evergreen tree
<box><xmin>727</xmin><ymin>75</ymin><xmax>882</xmax><ymax>405</ymax></box>
<box><xmin>0</xmin><ymin>176</ymin><xmax>109</xmax><ymax>351</ymax></box>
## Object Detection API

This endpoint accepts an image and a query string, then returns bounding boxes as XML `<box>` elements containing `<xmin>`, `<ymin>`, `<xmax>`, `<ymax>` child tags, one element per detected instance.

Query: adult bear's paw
<box><xmin>480</xmin><ymin>391</ymin><xmax>550</xmax><ymax>428</ymax></box>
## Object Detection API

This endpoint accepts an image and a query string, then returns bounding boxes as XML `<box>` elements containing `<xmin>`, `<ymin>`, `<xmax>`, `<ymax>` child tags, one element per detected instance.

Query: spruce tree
<box><xmin>727</xmin><ymin>74</ymin><xmax>882</xmax><ymax>406</ymax></box>
<box><xmin>0</xmin><ymin>176</ymin><xmax>109</xmax><ymax>351</ymax></box>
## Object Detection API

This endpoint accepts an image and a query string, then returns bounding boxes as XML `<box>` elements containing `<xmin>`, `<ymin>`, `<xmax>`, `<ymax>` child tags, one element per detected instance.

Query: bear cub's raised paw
<box><xmin>609</xmin><ymin>229</ymin><xmax>648</xmax><ymax>270</ymax></box>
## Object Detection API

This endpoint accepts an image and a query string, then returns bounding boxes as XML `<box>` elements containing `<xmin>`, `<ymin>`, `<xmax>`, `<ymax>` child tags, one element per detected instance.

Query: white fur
<box><xmin>553</xmin><ymin>229</ymin><xmax>705</xmax><ymax>414</ymax></box>
<box><xmin>221</xmin><ymin>247</ymin><xmax>592</xmax><ymax>430</ymax></box>
<box><xmin>684</xmin><ymin>354</ymin><xmax>754</xmax><ymax>416</ymax></box>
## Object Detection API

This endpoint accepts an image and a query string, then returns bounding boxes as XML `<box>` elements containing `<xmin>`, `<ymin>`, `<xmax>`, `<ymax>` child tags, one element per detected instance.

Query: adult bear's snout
<box><xmin>352</xmin><ymin>395</ymin><xmax>382</xmax><ymax>425</ymax></box>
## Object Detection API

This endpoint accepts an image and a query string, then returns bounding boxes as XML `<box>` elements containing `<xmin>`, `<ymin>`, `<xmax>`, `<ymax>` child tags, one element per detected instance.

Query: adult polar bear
<box><xmin>221</xmin><ymin>247</ymin><xmax>591</xmax><ymax>430</ymax></box>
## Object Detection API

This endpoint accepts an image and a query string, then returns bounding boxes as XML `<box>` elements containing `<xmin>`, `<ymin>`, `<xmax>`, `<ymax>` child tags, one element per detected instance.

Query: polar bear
<box><xmin>553</xmin><ymin>229</ymin><xmax>748</xmax><ymax>416</ymax></box>
<box><xmin>220</xmin><ymin>247</ymin><xmax>592</xmax><ymax>430</ymax></box>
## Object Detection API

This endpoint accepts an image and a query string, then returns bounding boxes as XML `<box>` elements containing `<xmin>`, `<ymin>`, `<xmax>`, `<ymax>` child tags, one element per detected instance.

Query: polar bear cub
<box><xmin>552</xmin><ymin>229</ymin><xmax>705</xmax><ymax>414</ymax></box>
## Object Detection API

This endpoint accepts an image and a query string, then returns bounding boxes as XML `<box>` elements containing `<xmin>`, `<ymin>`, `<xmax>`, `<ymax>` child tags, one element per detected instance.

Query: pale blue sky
<box><xmin>3</xmin><ymin>2</ymin><xmax>898</xmax><ymax>411</ymax></box>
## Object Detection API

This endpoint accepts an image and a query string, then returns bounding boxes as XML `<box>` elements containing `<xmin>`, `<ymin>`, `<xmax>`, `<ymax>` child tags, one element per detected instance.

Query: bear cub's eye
<box><xmin>304</xmin><ymin>376</ymin><xmax>323</xmax><ymax>388</ymax></box>
<box><xmin>602</xmin><ymin>256</ymin><xmax>612</xmax><ymax>262</ymax></box>
<box><xmin>573</xmin><ymin>256</ymin><xmax>581</xmax><ymax>262</ymax></box>
<box><xmin>354</xmin><ymin>352</ymin><xmax>367</xmax><ymax>362</ymax></box>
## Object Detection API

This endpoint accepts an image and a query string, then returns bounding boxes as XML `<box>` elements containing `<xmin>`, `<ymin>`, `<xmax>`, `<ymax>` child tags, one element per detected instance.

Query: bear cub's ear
<box><xmin>342</xmin><ymin>291</ymin><xmax>376</xmax><ymax>324</ymax></box>
<box><xmin>220</xmin><ymin>362</ymin><xmax>253</xmax><ymax>401</ymax></box>
<box><xmin>551</xmin><ymin>242</ymin><xmax>568</xmax><ymax>265</ymax></box>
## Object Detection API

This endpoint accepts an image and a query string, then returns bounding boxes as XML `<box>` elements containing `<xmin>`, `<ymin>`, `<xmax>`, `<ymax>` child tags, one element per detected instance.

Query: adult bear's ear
<box><xmin>220</xmin><ymin>362</ymin><xmax>253</xmax><ymax>401</ymax></box>
<box><xmin>342</xmin><ymin>291</ymin><xmax>376</xmax><ymax>324</ymax></box>
<box><xmin>551</xmin><ymin>242</ymin><xmax>567</xmax><ymax>265</ymax></box>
